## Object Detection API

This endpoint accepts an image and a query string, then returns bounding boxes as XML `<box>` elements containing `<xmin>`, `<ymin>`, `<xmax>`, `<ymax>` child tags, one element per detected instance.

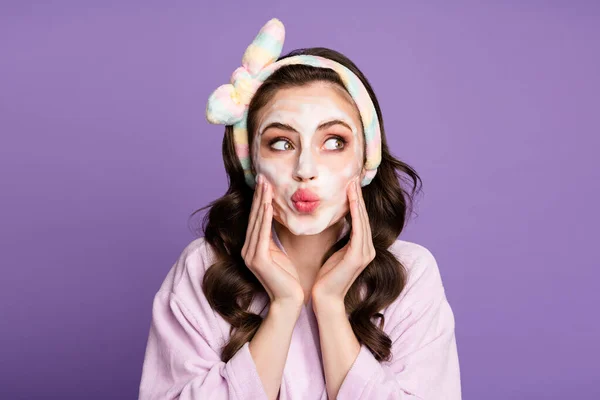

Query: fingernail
<box><xmin>263</xmin><ymin>180</ymin><xmax>268</xmax><ymax>192</ymax></box>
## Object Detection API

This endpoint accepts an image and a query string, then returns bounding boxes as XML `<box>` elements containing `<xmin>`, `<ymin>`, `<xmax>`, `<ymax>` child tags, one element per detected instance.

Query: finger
<box><xmin>247</xmin><ymin>186</ymin><xmax>266</xmax><ymax>262</ymax></box>
<box><xmin>357</xmin><ymin>179</ymin><xmax>375</xmax><ymax>262</ymax></box>
<box><xmin>356</xmin><ymin>178</ymin><xmax>370</xmax><ymax>254</ymax></box>
<box><xmin>347</xmin><ymin>176</ymin><xmax>358</xmax><ymax>204</ymax></box>
<box><xmin>249</xmin><ymin>174</ymin><xmax>264</xmax><ymax>219</ymax></box>
<box><xmin>357</xmin><ymin>176</ymin><xmax>368</xmax><ymax>225</ymax></box>
<box><xmin>347</xmin><ymin>177</ymin><xmax>359</xmax><ymax>226</ymax></box>
<box><xmin>257</xmin><ymin>180</ymin><xmax>273</xmax><ymax>258</ymax></box>
<box><xmin>246</xmin><ymin>176</ymin><xmax>266</xmax><ymax>259</ymax></box>
<box><xmin>244</xmin><ymin>175</ymin><xmax>264</xmax><ymax>254</ymax></box>
<box><xmin>355</xmin><ymin>177</ymin><xmax>366</xmax><ymax>223</ymax></box>
<box><xmin>354</xmin><ymin>178</ymin><xmax>369</xmax><ymax>261</ymax></box>
<box><xmin>348</xmin><ymin>179</ymin><xmax>363</xmax><ymax>255</ymax></box>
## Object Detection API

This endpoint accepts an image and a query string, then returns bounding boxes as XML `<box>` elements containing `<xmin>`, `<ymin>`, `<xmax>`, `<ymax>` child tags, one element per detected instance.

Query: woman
<box><xmin>139</xmin><ymin>18</ymin><xmax>461</xmax><ymax>400</ymax></box>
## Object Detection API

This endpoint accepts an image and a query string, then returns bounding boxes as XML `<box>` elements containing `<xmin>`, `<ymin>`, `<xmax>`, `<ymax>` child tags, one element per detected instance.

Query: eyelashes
<box><xmin>268</xmin><ymin>136</ymin><xmax>293</xmax><ymax>151</ymax></box>
<box><xmin>268</xmin><ymin>135</ymin><xmax>348</xmax><ymax>151</ymax></box>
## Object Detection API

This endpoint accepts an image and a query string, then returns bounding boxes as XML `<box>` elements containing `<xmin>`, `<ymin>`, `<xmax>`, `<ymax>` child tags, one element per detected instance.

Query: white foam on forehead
<box><xmin>257</xmin><ymin>95</ymin><xmax>358</xmax><ymax>136</ymax></box>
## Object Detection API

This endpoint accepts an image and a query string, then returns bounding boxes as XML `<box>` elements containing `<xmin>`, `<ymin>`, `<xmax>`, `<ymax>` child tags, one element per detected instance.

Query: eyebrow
<box><xmin>260</xmin><ymin>119</ymin><xmax>354</xmax><ymax>135</ymax></box>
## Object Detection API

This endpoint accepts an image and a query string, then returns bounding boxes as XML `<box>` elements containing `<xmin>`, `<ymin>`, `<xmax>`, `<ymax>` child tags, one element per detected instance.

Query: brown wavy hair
<box><xmin>189</xmin><ymin>47</ymin><xmax>423</xmax><ymax>363</ymax></box>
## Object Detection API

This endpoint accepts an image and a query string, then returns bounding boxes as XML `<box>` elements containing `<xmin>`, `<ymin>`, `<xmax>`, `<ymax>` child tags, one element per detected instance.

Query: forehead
<box><xmin>256</xmin><ymin>81</ymin><xmax>362</xmax><ymax>128</ymax></box>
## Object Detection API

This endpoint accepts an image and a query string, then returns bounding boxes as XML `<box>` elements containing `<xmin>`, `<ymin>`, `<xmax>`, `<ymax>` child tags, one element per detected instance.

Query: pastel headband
<box><xmin>205</xmin><ymin>18</ymin><xmax>382</xmax><ymax>188</ymax></box>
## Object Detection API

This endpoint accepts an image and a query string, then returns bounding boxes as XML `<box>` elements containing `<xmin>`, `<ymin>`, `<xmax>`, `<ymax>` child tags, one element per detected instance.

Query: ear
<box><xmin>359</xmin><ymin>166</ymin><xmax>376</xmax><ymax>188</ymax></box>
<box><xmin>359</xmin><ymin>166</ymin><xmax>367</xmax><ymax>182</ymax></box>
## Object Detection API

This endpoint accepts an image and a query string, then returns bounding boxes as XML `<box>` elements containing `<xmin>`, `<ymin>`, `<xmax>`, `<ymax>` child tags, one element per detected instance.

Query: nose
<box><xmin>293</xmin><ymin>148</ymin><xmax>318</xmax><ymax>182</ymax></box>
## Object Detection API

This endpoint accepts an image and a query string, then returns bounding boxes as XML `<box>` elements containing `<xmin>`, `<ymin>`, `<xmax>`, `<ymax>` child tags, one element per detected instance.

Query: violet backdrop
<box><xmin>1</xmin><ymin>1</ymin><xmax>598</xmax><ymax>399</ymax></box>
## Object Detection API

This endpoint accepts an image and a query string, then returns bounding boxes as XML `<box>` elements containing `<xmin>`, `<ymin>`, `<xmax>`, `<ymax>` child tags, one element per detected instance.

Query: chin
<box><xmin>276</xmin><ymin>210</ymin><xmax>345</xmax><ymax>236</ymax></box>
<box><xmin>289</xmin><ymin>225</ymin><xmax>326</xmax><ymax>236</ymax></box>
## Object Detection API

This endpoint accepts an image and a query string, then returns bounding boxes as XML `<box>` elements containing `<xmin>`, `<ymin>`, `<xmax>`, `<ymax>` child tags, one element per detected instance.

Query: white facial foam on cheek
<box><xmin>253</xmin><ymin>150</ymin><xmax>293</xmax><ymax>222</ymax></box>
<box><xmin>319</xmin><ymin>163</ymin><xmax>356</xmax><ymax>221</ymax></box>
<box><xmin>251</xmin><ymin>132</ymin><xmax>295</xmax><ymax>225</ymax></box>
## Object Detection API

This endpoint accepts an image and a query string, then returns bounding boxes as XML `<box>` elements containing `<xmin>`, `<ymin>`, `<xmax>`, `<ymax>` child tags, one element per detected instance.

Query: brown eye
<box><xmin>324</xmin><ymin>137</ymin><xmax>346</xmax><ymax>150</ymax></box>
<box><xmin>270</xmin><ymin>139</ymin><xmax>294</xmax><ymax>151</ymax></box>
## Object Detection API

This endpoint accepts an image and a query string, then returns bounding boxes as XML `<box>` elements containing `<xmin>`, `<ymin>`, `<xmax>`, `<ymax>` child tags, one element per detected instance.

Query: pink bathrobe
<box><xmin>138</xmin><ymin>226</ymin><xmax>462</xmax><ymax>399</ymax></box>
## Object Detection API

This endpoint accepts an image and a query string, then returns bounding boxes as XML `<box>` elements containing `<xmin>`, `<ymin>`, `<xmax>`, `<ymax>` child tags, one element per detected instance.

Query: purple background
<box><xmin>2</xmin><ymin>1</ymin><xmax>599</xmax><ymax>399</ymax></box>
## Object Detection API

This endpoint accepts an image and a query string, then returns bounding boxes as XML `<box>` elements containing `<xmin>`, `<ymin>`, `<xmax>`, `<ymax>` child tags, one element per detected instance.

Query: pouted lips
<box><xmin>291</xmin><ymin>189</ymin><xmax>320</xmax><ymax>213</ymax></box>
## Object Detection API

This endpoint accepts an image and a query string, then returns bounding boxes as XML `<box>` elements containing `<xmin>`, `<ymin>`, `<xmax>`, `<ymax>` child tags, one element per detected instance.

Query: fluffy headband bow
<box><xmin>206</xmin><ymin>18</ymin><xmax>382</xmax><ymax>188</ymax></box>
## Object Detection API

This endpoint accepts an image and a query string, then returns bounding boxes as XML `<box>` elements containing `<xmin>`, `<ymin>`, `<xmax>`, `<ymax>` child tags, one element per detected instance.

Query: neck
<box><xmin>274</xmin><ymin>218</ymin><xmax>346</xmax><ymax>273</ymax></box>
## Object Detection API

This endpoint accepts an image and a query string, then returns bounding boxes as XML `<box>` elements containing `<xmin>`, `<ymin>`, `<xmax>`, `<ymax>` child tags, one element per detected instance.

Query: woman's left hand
<box><xmin>312</xmin><ymin>177</ymin><xmax>376</xmax><ymax>304</ymax></box>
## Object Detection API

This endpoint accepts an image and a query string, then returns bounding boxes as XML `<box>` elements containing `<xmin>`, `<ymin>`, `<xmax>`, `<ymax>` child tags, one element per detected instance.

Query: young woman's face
<box><xmin>252</xmin><ymin>81</ymin><xmax>365</xmax><ymax>235</ymax></box>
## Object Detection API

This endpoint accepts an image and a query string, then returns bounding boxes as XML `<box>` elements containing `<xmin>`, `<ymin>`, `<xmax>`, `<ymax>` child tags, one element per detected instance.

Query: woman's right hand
<box><xmin>241</xmin><ymin>174</ymin><xmax>305</xmax><ymax>308</ymax></box>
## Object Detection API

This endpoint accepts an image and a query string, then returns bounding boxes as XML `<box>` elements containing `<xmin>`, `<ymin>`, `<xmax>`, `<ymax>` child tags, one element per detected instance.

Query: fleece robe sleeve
<box><xmin>336</xmin><ymin>245</ymin><xmax>462</xmax><ymax>400</ymax></box>
<box><xmin>138</xmin><ymin>240</ymin><xmax>268</xmax><ymax>400</ymax></box>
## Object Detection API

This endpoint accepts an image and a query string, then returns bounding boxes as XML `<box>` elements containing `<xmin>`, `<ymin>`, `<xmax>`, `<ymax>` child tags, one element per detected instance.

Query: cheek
<box><xmin>341</xmin><ymin>157</ymin><xmax>361</xmax><ymax>179</ymax></box>
<box><xmin>255</xmin><ymin>153</ymin><xmax>288</xmax><ymax>185</ymax></box>
<box><xmin>255</xmin><ymin>158</ymin><xmax>293</xmax><ymax>210</ymax></box>
<box><xmin>319</xmin><ymin>163</ymin><xmax>360</xmax><ymax>209</ymax></box>
<box><xmin>322</xmin><ymin>158</ymin><xmax>361</xmax><ymax>188</ymax></box>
